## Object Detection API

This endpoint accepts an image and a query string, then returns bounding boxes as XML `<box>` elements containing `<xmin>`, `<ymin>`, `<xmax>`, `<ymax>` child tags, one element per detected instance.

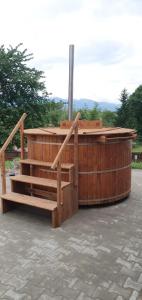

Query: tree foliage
<box><xmin>127</xmin><ymin>85</ymin><xmax>142</xmax><ymax>134</ymax></box>
<box><xmin>101</xmin><ymin>110</ymin><xmax>117</xmax><ymax>127</ymax></box>
<box><xmin>75</xmin><ymin>104</ymin><xmax>116</xmax><ymax>127</ymax></box>
<box><xmin>0</xmin><ymin>44</ymin><xmax>64</xmax><ymax>147</ymax></box>
<box><xmin>115</xmin><ymin>86</ymin><xmax>142</xmax><ymax>135</ymax></box>
<box><xmin>115</xmin><ymin>88</ymin><xmax>129</xmax><ymax>127</ymax></box>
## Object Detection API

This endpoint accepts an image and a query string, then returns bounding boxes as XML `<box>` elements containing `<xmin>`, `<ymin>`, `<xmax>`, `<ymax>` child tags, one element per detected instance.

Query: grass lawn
<box><xmin>5</xmin><ymin>160</ymin><xmax>15</xmax><ymax>169</ymax></box>
<box><xmin>5</xmin><ymin>158</ymin><xmax>20</xmax><ymax>170</ymax></box>
<box><xmin>132</xmin><ymin>143</ymin><xmax>142</xmax><ymax>153</ymax></box>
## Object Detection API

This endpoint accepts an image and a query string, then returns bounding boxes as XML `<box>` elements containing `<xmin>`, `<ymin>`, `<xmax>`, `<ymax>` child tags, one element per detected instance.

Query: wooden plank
<box><xmin>60</xmin><ymin>120</ymin><xmax>102</xmax><ymax>129</ymax></box>
<box><xmin>20</xmin><ymin>121</ymin><xmax>24</xmax><ymax>160</ymax></box>
<box><xmin>11</xmin><ymin>175</ymin><xmax>70</xmax><ymax>189</ymax></box>
<box><xmin>88</xmin><ymin>129</ymin><xmax>136</xmax><ymax>136</ymax></box>
<box><xmin>20</xmin><ymin>159</ymin><xmax>74</xmax><ymax>169</ymax></box>
<box><xmin>26</xmin><ymin>187</ymin><xmax>57</xmax><ymax>200</ymax></box>
<box><xmin>1</xmin><ymin>152</ymin><xmax>6</xmax><ymax>194</ymax></box>
<box><xmin>38</xmin><ymin>128</ymin><xmax>57</xmax><ymax>135</ymax></box>
<box><xmin>52</xmin><ymin>209</ymin><xmax>59</xmax><ymax>228</ymax></box>
<box><xmin>83</xmin><ymin>127</ymin><xmax>121</xmax><ymax>134</ymax></box>
<box><xmin>57</xmin><ymin>161</ymin><xmax>62</xmax><ymax>204</ymax></box>
<box><xmin>106</xmin><ymin>135</ymin><xmax>137</xmax><ymax>141</ymax></box>
<box><xmin>1</xmin><ymin>198</ymin><xmax>10</xmax><ymax>213</ymax></box>
<box><xmin>74</xmin><ymin>125</ymin><xmax>79</xmax><ymax>207</ymax></box>
<box><xmin>1</xmin><ymin>192</ymin><xmax>57</xmax><ymax>211</ymax></box>
<box><xmin>61</xmin><ymin>184</ymin><xmax>78</xmax><ymax>221</ymax></box>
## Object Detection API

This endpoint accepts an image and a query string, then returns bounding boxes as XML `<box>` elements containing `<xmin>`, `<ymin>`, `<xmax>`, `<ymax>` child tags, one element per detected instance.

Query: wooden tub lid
<box><xmin>24</xmin><ymin>126</ymin><xmax>136</xmax><ymax>138</ymax></box>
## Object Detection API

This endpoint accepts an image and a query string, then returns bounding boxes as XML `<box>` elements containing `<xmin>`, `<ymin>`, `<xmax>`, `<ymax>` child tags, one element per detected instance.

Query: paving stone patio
<box><xmin>0</xmin><ymin>170</ymin><xmax>142</xmax><ymax>299</ymax></box>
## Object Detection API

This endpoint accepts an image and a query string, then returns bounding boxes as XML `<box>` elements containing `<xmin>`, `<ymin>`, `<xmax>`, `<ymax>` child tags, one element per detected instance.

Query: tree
<box><xmin>42</xmin><ymin>100</ymin><xmax>65</xmax><ymax>127</ymax></box>
<box><xmin>89</xmin><ymin>103</ymin><xmax>101</xmax><ymax>120</ymax></box>
<box><xmin>127</xmin><ymin>85</ymin><xmax>142</xmax><ymax>134</ymax></box>
<box><xmin>115</xmin><ymin>88</ymin><xmax>129</xmax><ymax>127</ymax></box>
<box><xmin>0</xmin><ymin>44</ymin><xmax>50</xmax><ymax>146</ymax></box>
<box><xmin>78</xmin><ymin>105</ymin><xmax>91</xmax><ymax>120</ymax></box>
<box><xmin>101</xmin><ymin>110</ymin><xmax>116</xmax><ymax>127</ymax></box>
<box><xmin>77</xmin><ymin>104</ymin><xmax>101</xmax><ymax>120</ymax></box>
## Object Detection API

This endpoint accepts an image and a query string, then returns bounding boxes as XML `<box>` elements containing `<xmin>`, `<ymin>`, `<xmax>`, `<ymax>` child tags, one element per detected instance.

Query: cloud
<box><xmin>91</xmin><ymin>0</ymin><xmax>142</xmax><ymax>18</ymax></box>
<box><xmin>32</xmin><ymin>57</ymin><xmax>68</xmax><ymax>71</ymax></box>
<box><xmin>0</xmin><ymin>0</ymin><xmax>142</xmax><ymax>102</ymax></box>
<box><xmin>76</xmin><ymin>41</ymin><xmax>133</xmax><ymax>65</ymax></box>
<box><xmin>46</xmin><ymin>0</ymin><xmax>83</xmax><ymax>15</ymax></box>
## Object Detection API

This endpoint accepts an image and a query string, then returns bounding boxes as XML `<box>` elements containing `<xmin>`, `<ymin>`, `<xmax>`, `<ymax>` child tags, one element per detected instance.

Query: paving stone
<box><xmin>116</xmin><ymin>296</ymin><xmax>124</xmax><ymax>300</ymax></box>
<box><xmin>0</xmin><ymin>284</ymin><xmax>11</xmax><ymax>297</ymax></box>
<box><xmin>124</xmin><ymin>277</ymin><xmax>142</xmax><ymax>292</ymax></box>
<box><xmin>129</xmin><ymin>290</ymin><xmax>139</xmax><ymax>300</ymax></box>
<box><xmin>123</xmin><ymin>247</ymin><xmax>138</xmax><ymax>256</ymax></box>
<box><xmin>109</xmin><ymin>282</ymin><xmax>131</xmax><ymax>298</ymax></box>
<box><xmin>76</xmin><ymin>292</ymin><xmax>93</xmax><ymax>300</ymax></box>
<box><xmin>138</xmin><ymin>273</ymin><xmax>142</xmax><ymax>283</ymax></box>
<box><xmin>116</xmin><ymin>257</ymin><xmax>132</xmax><ymax>269</ymax></box>
<box><xmin>6</xmin><ymin>276</ymin><xmax>27</xmax><ymax>291</ymax></box>
<box><xmin>128</xmin><ymin>254</ymin><xmax>142</xmax><ymax>264</ymax></box>
<box><xmin>38</xmin><ymin>295</ymin><xmax>63</xmax><ymax>300</ymax></box>
<box><xmin>0</xmin><ymin>171</ymin><xmax>142</xmax><ymax>299</ymax></box>
<box><xmin>55</xmin><ymin>287</ymin><xmax>80</xmax><ymax>299</ymax></box>
<box><xmin>3</xmin><ymin>289</ymin><xmax>31</xmax><ymax>300</ymax></box>
<box><xmin>96</xmin><ymin>245</ymin><xmax>111</xmax><ymax>253</ymax></box>
<box><xmin>17</xmin><ymin>285</ymin><xmax>45</xmax><ymax>300</ymax></box>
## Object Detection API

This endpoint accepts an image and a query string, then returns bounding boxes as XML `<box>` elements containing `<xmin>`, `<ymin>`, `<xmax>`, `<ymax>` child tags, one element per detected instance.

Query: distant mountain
<box><xmin>73</xmin><ymin>99</ymin><xmax>119</xmax><ymax>111</ymax></box>
<box><xmin>52</xmin><ymin>97</ymin><xmax>119</xmax><ymax>112</ymax></box>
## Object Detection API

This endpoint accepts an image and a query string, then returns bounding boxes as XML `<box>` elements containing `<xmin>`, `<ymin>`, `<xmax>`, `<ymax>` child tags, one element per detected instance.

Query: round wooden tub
<box><xmin>24</xmin><ymin>126</ymin><xmax>136</xmax><ymax>205</ymax></box>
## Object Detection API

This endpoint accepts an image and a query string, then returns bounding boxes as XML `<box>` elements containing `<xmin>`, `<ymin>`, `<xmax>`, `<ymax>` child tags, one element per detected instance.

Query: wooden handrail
<box><xmin>51</xmin><ymin>112</ymin><xmax>80</xmax><ymax>169</ymax></box>
<box><xmin>0</xmin><ymin>113</ymin><xmax>27</xmax><ymax>195</ymax></box>
<box><xmin>0</xmin><ymin>113</ymin><xmax>27</xmax><ymax>155</ymax></box>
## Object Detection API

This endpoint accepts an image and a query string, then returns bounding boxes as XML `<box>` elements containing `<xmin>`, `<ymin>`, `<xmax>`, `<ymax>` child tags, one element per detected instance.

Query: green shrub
<box><xmin>131</xmin><ymin>162</ymin><xmax>142</xmax><ymax>169</ymax></box>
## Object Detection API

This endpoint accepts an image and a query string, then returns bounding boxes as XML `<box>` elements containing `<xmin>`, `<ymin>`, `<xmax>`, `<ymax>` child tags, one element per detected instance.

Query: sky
<box><xmin>0</xmin><ymin>0</ymin><xmax>142</xmax><ymax>103</ymax></box>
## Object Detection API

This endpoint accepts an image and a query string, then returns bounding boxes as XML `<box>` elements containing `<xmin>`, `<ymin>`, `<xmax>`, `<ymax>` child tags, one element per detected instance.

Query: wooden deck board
<box><xmin>11</xmin><ymin>175</ymin><xmax>70</xmax><ymax>189</ymax></box>
<box><xmin>20</xmin><ymin>159</ymin><xmax>74</xmax><ymax>169</ymax></box>
<box><xmin>1</xmin><ymin>192</ymin><xmax>57</xmax><ymax>211</ymax></box>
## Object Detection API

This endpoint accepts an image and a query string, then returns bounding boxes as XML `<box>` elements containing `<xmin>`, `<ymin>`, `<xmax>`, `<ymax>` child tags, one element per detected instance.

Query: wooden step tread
<box><xmin>20</xmin><ymin>159</ymin><xmax>74</xmax><ymax>170</ymax></box>
<box><xmin>1</xmin><ymin>192</ymin><xmax>57</xmax><ymax>211</ymax></box>
<box><xmin>11</xmin><ymin>175</ymin><xmax>70</xmax><ymax>189</ymax></box>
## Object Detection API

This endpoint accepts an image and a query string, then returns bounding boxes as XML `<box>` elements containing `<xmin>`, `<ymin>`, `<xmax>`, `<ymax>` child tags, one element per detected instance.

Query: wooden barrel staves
<box><xmin>24</xmin><ymin>124</ymin><xmax>136</xmax><ymax>205</ymax></box>
<box><xmin>77</xmin><ymin>137</ymin><xmax>132</xmax><ymax>205</ymax></box>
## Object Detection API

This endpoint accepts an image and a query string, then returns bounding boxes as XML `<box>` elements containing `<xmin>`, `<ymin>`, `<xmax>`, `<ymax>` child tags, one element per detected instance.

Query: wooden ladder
<box><xmin>0</xmin><ymin>112</ymin><xmax>80</xmax><ymax>227</ymax></box>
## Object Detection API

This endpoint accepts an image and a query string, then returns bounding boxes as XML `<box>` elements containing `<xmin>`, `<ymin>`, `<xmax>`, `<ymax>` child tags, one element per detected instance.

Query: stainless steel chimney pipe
<box><xmin>68</xmin><ymin>45</ymin><xmax>74</xmax><ymax>120</ymax></box>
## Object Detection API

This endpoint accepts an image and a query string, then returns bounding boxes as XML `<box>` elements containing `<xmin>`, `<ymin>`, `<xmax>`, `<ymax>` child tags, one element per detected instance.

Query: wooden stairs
<box><xmin>0</xmin><ymin>113</ymin><xmax>80</xmax><ymax>227</ymax></box>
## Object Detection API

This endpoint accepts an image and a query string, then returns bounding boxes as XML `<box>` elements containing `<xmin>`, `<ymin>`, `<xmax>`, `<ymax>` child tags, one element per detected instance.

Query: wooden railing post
<box><xmin>20</xmin><ymin>120</ymin><xmax>24</xmax><ymax>160</ymax></box>
<box><xmin>74</xmin><ymin>123</ymin><xmax>78</xmax><ymax>203</ymax></box>
<box><xmin>57</xmin><ymin>160</ymin><xmax>62</xmax><ymax>225</ymax></box>
<box><xmin>1</xmin><ymin>152</ymin><xmax>6</xmax><ymax>194</ymax></box>
<box><xmin>57</xmin><ymin>160</ymin><xmax>62</xmax><ymax>204</ymax></box>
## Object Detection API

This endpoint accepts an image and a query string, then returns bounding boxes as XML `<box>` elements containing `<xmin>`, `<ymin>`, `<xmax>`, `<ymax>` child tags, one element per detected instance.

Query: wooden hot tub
<box><xmin>24</xmin><ymin>122</ymin><xmax>136</xmax><ymax>206</ymax></box>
